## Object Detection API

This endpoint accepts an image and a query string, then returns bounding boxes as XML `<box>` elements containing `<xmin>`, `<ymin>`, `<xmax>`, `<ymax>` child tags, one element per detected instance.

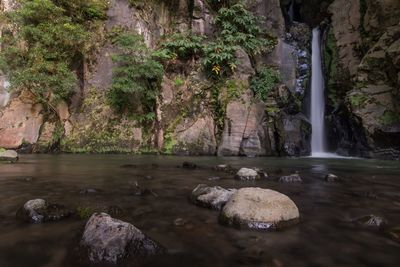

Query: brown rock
<box><xmin>218</xmin><ymin>91</ymin><xmax>270</xmax><ymax>156</ymax></box>
<box><xmin>0</xmin><ymin>90</ymin><xmax>43</xmax><ymax>149</ymax></box>
<box><xmin>220</xmin><ymin>188</ymin><xmax>300</xmax><ymax>231</ymax></box>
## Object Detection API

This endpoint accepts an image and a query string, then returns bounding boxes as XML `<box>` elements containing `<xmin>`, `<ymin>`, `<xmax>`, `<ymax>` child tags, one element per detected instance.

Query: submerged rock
<box><xmin>191</xmin><ymin>184</ymin><xmax>237</xmax><ymax>210</ymax></box>
<box><xmin>279</xmin><ymin>173</ymin><xmax>303</xmax><ymax>183</ymax></box>
<box><xmin>387</xmin><ymin>226</ymin><xmax>400</xmax><ymax>243</ymax></box>
<box><xmin>325</xmin><ymin>173</ymin><xmax>341</xmax><ymax>182</ymax></box>
<box><xmin>79</xmin><ymin>188</ymin><xmax>98</xmax><ymax>194</ymax></box>
<box><xmin>220</xmin><ymin>188</ymin><xmax>299</xmax><ymax>231</ymax></box>
<box><xmin>0</xmin><ymin>150</ymin><xmax>18</xmax><ymax>162</ymax></box>
<box><xmin>235</xmin><ymin>168</ymin><xmax>260</xmax><ymax>181</ymax></box>
<box><xmin>214</xmin><ymin>164</ymin><xmax>236</xmax><ymax>173</ymax></box>
<box><xmin>251</xmin><ymin>167</ymin><xmax>268</xmax><ymax>178</ymax></box>
<box><xmin>16</xmin><ymin>199</ymin><xmax>72</xmax><ymax>223</ymax></box>
<box><xmin>173</xmin><ymin>218</ymin><xmax>187</xmax><ymax>227</ymax></box>
<box><xmin>351</xmin><ymin>215</ymin><xmax>387</xmax><ymax>228</ymax></box>
<box><xmin>131</xmin><ymin>182</ymin><xmax>157</xmax><ymax>197</ymax></box>
<box><xmin>182</xmin><ymin>161</ymin><xmax>197</xmax><ymax>169</ymax></box>
<box><xmin>80</xmin><ymin>213</ymin><xmax>165</xmax><ymax>264</ymax></box>
<box><xmin>207</xmin><ymin>176</ymin><xmax>221</xmax><ymax>181</ymax></box>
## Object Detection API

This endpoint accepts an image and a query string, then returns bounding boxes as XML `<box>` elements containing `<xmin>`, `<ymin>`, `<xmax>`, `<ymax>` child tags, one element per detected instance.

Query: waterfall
<box><xmin>310</xmin><ymin>28</ymin><xmax>327</xmax><ymax>157</ymax></box>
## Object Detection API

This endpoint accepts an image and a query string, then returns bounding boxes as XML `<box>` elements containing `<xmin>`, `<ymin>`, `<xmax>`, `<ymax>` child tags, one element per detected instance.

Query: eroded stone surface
<box><xmin>80</xmin><ymin>213</ymin><xmax>165</xmax><ymax>264</ymax></box>
<box><xmin>220</xmin><ymin>188</ymin><xmax>299</xmax><ymax>230</ymax></box>
<box><xmin>191</xmin><ymin>184</ymin><xmax>237</xmax><ymax>210</ymax></box>
<box><xmin>0</xmin><ymin>90</ymin><xmax>43</xmax><ymax>149</ymax></box>
<box><xmin>235</xmin><ymin>168</ymin><xmax>260</xmax><ymax>181</ymax></box>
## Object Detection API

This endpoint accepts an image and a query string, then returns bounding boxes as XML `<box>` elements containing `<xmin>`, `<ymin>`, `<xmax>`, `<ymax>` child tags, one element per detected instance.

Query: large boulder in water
<box><xmin>0</xmin><ymin>149</ymin><xmax>18</xmax><ymax>162</ymax></box>
<box><xmin>16</xmin><ymin>199</ymin><xmax>72</xmax><ymax>223</ymax></box>
<box><xmin>80</xmin><ymin>213</ymin><xmax>165</xmax><ymax>264</ymax></box>
<box><xmin>220</xmin><ymin>188</ymin><xmax>300</xmax><ymax>230</ymax></box>
<box><xmin>191</xmin><ymin>184</ymin><xmax>237</xmax><ymax>210</ymax></box>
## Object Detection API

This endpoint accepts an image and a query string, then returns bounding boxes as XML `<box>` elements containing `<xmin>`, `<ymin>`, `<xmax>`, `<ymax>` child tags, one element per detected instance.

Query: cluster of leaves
<box><xmin>250</xmin><ymin>66</ymin><xmax>280</xmax><ymax>101</ymax></box>
<box><xmin>215</xmin><ymin>3</ymin><xmax>275</xmax><ymax>56</ymax></box>
<box><xmin>202</xmin><ymin>40</ymin><xmax>238</xmax><ymax>76</ymax></box>
<box><xmin>160</xmin><ymin>3</ymin><xmax>274</xmax><ymax>78</ymax></box>
<box><xmin>160</xmin><ymin>33</ymin><xmax>205</xmax><ymax>60</ymax></box>
<box><xmin>107</xmin><ymin>29</ymin><xmax>164</xmax><ymax>122</ymax></box>
<box><xmin>0</xmin><ymin>0</ymin><xmax>108</xmax><ymax>113</ymax></box>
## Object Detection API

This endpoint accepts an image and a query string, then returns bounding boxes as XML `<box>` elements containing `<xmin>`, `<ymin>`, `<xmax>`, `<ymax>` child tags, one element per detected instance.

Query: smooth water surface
<box><xmin>0</xmin><ymin>155</ymin><xmax>399</xmax><ymax>267</ymax></box>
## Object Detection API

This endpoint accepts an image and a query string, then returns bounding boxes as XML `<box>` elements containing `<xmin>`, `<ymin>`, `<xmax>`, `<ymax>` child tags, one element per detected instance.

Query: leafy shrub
<box><xmin>202</xmin><ymin>40</ymin><xmax>238</xmax><ymax>77</ymax></box>
<box><xmin>0</xmin><ymin>0</ymin><xmax>108</xmax><ymax>113</ymax></box>
<box><xmin>160</xmin><ymin>33</ymin><xmax>205</xmax><ymax>60</ymax></box>
<box><xmin>107</xmin><ymin>30</ymin><xmax>164</xmax><ymax>121</ymax></box>
<box><xmin>348</xmin><ymin>94</ymin><xmax>367</xmax><ymax>108</ymax></box>
<box><xmin>215</xmin><ymin>3</ymin><xmax>275</xmax><ymax>56</ymax></box>
<box><xmin>250</xmin><ymin>66</ymin><xmax>280</xmax><ymax>101</ymax></box>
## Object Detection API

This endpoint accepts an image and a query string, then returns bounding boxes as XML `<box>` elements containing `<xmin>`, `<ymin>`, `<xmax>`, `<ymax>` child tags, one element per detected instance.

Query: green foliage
<box><xmin>157</xmin><ymin>2</ymin><xmax>275</xmax><ymax>79</ymax></box>
<box><xmin>0</xmin><ymin>148</ymin><xmax>5</xmax><ymax>153</ymax></box>
<box><xmin>163</xmin><ymin>132</ymin><xmax>176</xmax><ymax>154</ymax></box>
<box><xmin>173</xmin><ymin>77</ymin><xmax>185</xmax><ymax>87</ymax></box>
<box><xmin>107</xmin><ymin>30</ymin><xmax>164</xmax><ymax>121</ymax></box>
<box><xmin>160</xmin><ymin>33</ymin><xmax>205</xmax><ymax>60</ymax></box>
<box><xmin>76</xmin><ymin>206</ymin><xmax>93</xmax><ymax>219</ymax></box>
<box><xmin>215</xmin><ymin>3</ymin><xmax>275</xmax><ymax>56</ymax></box>
<box><xmin>202</xmin><ymin>40</ymin><xmax>238</xmax><ymax>77</ymax></box>
<box><xmin>380</xmin><ymin>110</ymin><xmax>400</xmax><ymax>125</ymax></box>
<box><xmin>0</xmin><ymin>0</ymin><xmax>108</xmax><ymax>112</ymax></box>
<box><xmin>348</xmin><ymin>94</ymin><xmax>367</xmax><ymax>108</ymax></box>
<box><xmin>250</xmin><ymin>66</ymin><xmax>280</xmax><ymax>101</ymax></box>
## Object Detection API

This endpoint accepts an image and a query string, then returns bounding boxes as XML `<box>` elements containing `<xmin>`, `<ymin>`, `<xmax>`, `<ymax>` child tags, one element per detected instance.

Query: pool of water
<box><xmin>0</xmin><ymin>155</ymin><xmax>399</xmax><ymax>267</ymax></box>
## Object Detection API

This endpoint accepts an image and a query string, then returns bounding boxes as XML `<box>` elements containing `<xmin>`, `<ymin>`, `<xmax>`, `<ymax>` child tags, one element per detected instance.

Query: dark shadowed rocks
<box><xmin>325</xmin><ymin>173</ymin><xmax>341</xmax><ymax>182</ymax></box>
<box><xmin>16</xmin><ymin>199</ymin><xmax>72</xmax><ymax>223</ymax></box>
<box><xmin>191</xmin><ymin>184</ymin><xmax>237</xmax><ymax>210</ymax></box>
<box><xmin>80</xmin><ymin>213</ymin><xmax>165</xmax><ymax>264</ymax></box>
<box><xmin>279</xmin><ymin>173</ymin><xmax>303</xmax><ymax>183</ymax></box>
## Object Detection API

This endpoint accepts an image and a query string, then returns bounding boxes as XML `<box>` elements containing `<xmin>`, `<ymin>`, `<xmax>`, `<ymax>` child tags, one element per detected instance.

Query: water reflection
<box><xmin>0</xmin><ymin>155</ymin><xmax>399</xmax><ymax>267</ymax></box>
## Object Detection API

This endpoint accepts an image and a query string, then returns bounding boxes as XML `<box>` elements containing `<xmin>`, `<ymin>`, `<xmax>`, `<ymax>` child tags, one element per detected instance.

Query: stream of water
<box><xmin>0</xmin><ymin>155</ymin><xmax>399</xmax><ymax>267</ymax></box>
<box><xmin>311</xmin><ymin>28</ymin><xmax>329</xmax><ymax>157</ymax></box>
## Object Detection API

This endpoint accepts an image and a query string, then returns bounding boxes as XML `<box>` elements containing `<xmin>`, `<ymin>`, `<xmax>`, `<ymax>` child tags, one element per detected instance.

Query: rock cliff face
<box><xmin>0</xmin><ymin>0</ymin><xmax>310</xmax><ymax>156</ymax></box>
<box><xmin>324</xmin><ymin>0</ymin><xmax>400</xmax><ymax>158</ymax></box>
<box><xmin>0</xmin><ymin>0</ymin><xmax>398</xmax><ymax>158</ymax></box>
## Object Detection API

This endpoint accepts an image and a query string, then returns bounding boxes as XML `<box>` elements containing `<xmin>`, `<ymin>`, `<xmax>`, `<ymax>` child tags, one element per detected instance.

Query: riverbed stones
<box><xmin>182</xmin><ymin>161</ymin><xmax>197</xmax><ymax>169</ymax></box>
<box><xmin>387</xmin><ymin>226</ymin><xmax>400</xmax><ymax>243</ymax></box>
<box><xmin>191</xmin><ymin>184</ymin><xmax>237</xmax><ymax>210</ymax></box>
<box><xmin>0</xmin><ymin>149</ymin><xmax>18</xmax><ymax>162</ymax></box>
<box><xmin>16</xmin><ymin>199</ymin><xmax>72</xmax><ymax>223</ymax></box>
<box><xmin>214</xmin><ymin>164</ymin><xmax>236</xmax><ymax>174</ymax></box>
<box><xmin>220</xmin><ymin>188</ymin><xmax>300</xmax><ymax>231</ymax></box>
<box><xmin>80</xmin><ymin>213</ymin><xmax>165</xmax><ymax>264</ymax></box>
<box><xmin>351</xmin><ymin>214</ymin><xmax>387</xmax><ymax>228</ymax></box>
<box><xmin>325</xmin><ymin>173</ymin><xmax>340</xmax><ymax>182</ymax></box>
<box><xmin>279</xmin><ymin>173</ymin><xmax>303</xmax><ymax>183</ymax></box>
<box><xmin>235</xmin><ymin>168</ymin><xmax>260</xmax><ymax>181</ymax></box>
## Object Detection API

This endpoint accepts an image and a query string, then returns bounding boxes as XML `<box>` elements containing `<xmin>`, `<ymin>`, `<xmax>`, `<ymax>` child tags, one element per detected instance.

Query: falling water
<box><xmin>311</xmin><ymin>28</ymin><xmax>327</xmax><ymax>157</ymax></box>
